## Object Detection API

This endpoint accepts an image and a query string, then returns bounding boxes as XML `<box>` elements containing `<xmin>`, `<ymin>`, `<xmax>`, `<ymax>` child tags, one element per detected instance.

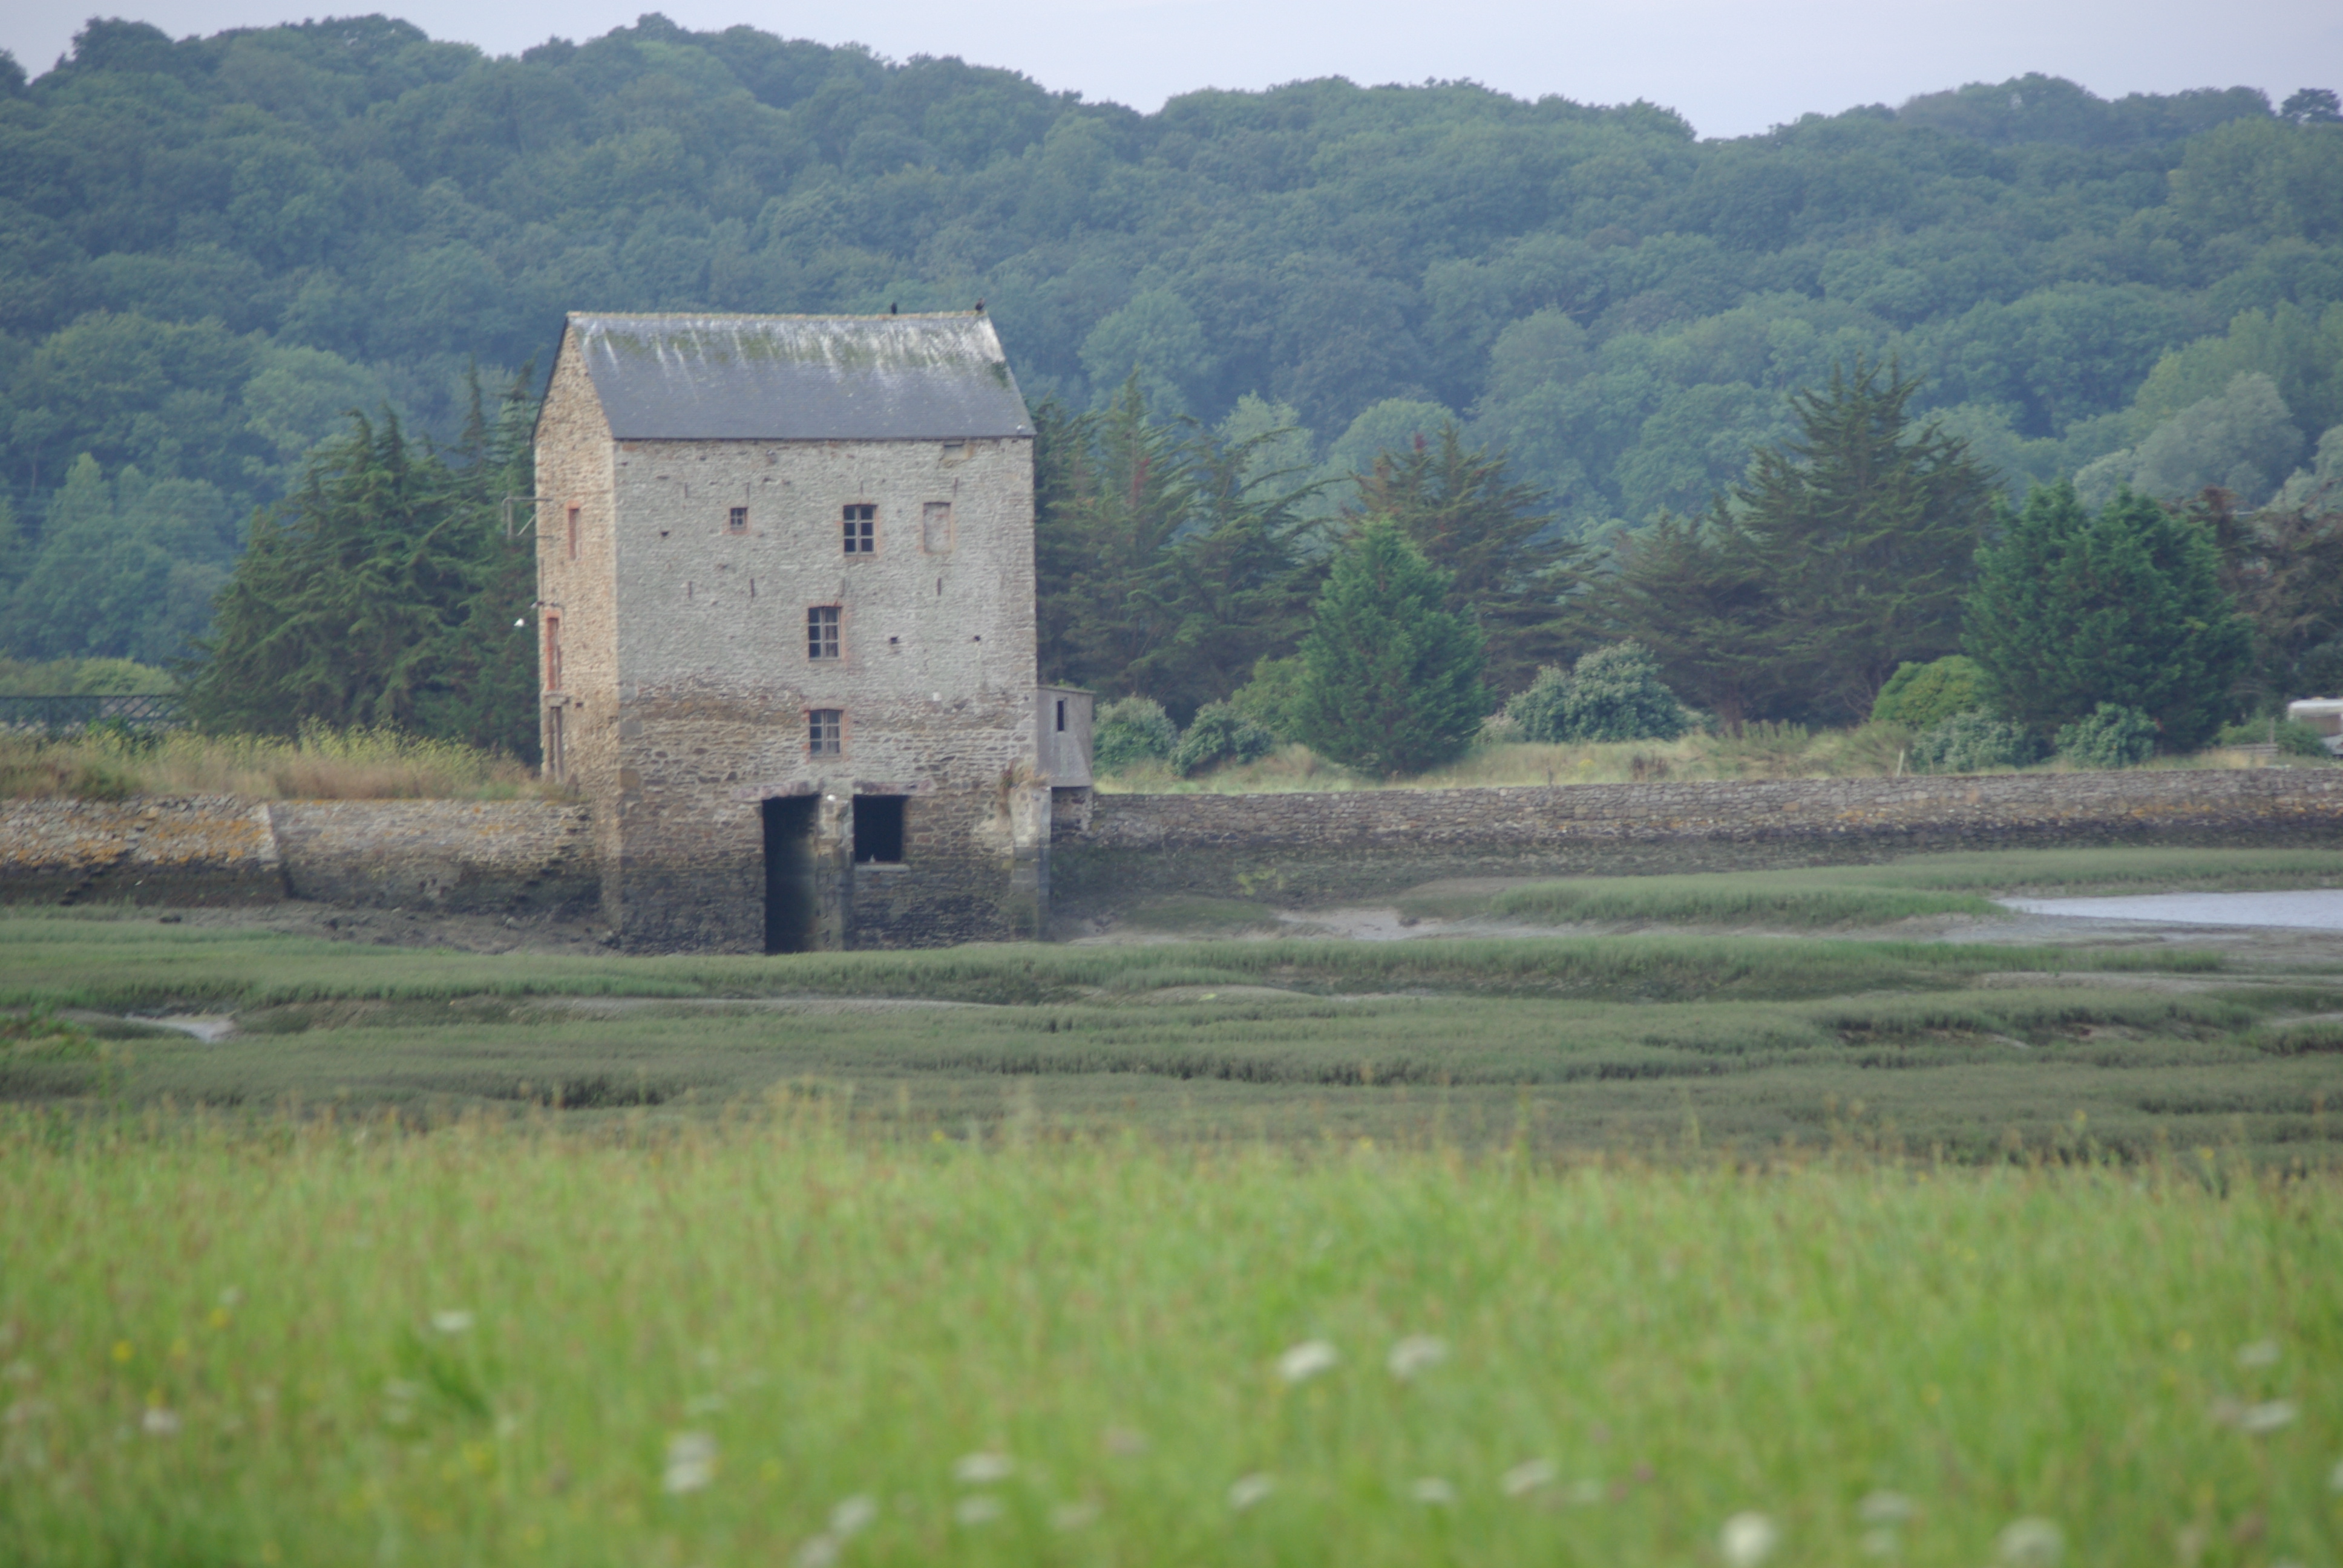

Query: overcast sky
<box><xmin>8</xmin><ymin>0</ymin><xmax>2339</xmax><ymax>139</ymax></box>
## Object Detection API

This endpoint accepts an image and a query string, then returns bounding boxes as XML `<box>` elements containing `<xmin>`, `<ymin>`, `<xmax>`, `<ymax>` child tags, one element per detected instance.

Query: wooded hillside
<box><xmin>0</xmin><ymin>15</ymin><xmax>2337</xmax><ymax>665</ymax></box>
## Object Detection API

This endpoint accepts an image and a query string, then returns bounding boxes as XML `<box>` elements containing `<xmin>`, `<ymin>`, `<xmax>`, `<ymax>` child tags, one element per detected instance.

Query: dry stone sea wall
<box><xmin>0</xmin><ymin>797</ymin><xmax>595</xmax><ymax>915</ymax></box>
<box><xmin>9</xmin><ymin>769</ymin><xmax>2343</xmax><ymax>933</ymax></box>
<box><xmin>1048</xmin><ymin>769</ymin><xmax>2343</xmax><ymax>912</ymax></box>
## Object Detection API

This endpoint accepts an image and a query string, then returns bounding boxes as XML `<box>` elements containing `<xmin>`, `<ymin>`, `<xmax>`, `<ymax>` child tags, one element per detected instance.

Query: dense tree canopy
<box><xmin>0</xmin><ymin>15</ymin><xmax>2336</xmax><ymax>666</ymax></box>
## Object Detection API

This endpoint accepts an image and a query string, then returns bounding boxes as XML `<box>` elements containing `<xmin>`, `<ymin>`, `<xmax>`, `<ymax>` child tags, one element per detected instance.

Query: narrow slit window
<box><xmin>543</xmin><ymin>613</ymin><xmax>562</xmax><ymax>692</ymax></box>
<box><xmin>565</xmin><ymin>505</ymin><xmax>580</xmax><ymax>560</ymax></box>
<box><xmin>807</xmin><ymin>605</ymin><xmax>841</xmax><ymax>661</ymax></box>
<box><xmin>1055</xmin><ymin>699</ymin><xmax>1067</xmax><ymax>733</ymax></box>
<box><xmin>727</xmin><ymin>505</ymin><xmax>749</xmax><ymax>534</ymax></box>
<box><xmin>842</xmin><ymin>503</ymin><xmax>876</xmax><ymax>554</ymax></box>
<box><xmin>545</xmin><ymin>706</ymin><xmax>565</xmax><ymax>780</ymax></box>
<box><xmin>922</xmin><ymin>501</ymin><xmax>953</xmax><ymax>553</ymax></box>
<box><xmin>807</xmin><ymin>709</ymin><xmax>842</xmax><ymax>757</ymax></box>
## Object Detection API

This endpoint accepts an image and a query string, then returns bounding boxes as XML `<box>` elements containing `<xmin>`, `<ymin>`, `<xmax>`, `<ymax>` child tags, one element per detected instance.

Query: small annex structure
<box><xmin>533</xmin><ymin>310</ymin><xmax>1092</xmax><ymax>951</ymax></box>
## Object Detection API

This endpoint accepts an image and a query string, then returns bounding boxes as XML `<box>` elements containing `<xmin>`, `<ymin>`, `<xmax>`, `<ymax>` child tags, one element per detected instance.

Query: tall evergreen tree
<box><xmin>1351</xmin><ymin>423</ymin><xmax>1578</xmax><ymax>695</ymax></box>
<box><xmin>1964</xmin><ymin>482</ymin><xmax>2251</xmax><ymax>749</ymax></box>
<box><xmin>1736</xmin><ymin>359</ymin><xmax>2000</xmax><ymax>722</ymax></box>
<box><xmin>1294</xmin><ymin>517</ymin><xmax>1487</xmax><ymax>776</ymax></box>
<box><xmin>184</xmin><ymin>370</ymin><xmax>538</xmax><ymax>755</ymax></box>
<box><xmin>1035</xmin><ymin>376</ymin><xmax>1317</xmax><ymax>719</ymax></box>
<box><xmin>1570</xmin><ymin>503</ymin><xmax>1780</xmax><ymax>733</ymax></box>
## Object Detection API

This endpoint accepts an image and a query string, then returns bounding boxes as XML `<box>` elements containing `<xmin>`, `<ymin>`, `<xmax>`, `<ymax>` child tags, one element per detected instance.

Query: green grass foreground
<box><xmin>1</xmin><ymin>1114</ymin><xmax>2337</xmax><ymax>1566</ymax></box>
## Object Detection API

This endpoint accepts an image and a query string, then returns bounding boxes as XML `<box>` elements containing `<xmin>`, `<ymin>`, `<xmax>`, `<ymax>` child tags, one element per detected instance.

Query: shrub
<box><xmin>2054</xmin><ymin>704</ymin><xmax>2157</xmax><ymax>769</ymax></box>
<box><xmin>1092</xmin><ymin>697</ymin><xmax>1178</xmax><ymax>773</ymax></box>
<box><xmin>1871</xmin><ymin>656</ymin><xmax>1988</xmax><ymax>732</ymax></box>
<box><xmin>1910</xmin><ymin>711</ymin><xmax>2047</xmax><ymax>774</ymax></box>
<box><xmin>1504</xmin><ymin>643</ymin><xmax>1689</xmax><ymax>743</ymax></box>
<box><xmin>1172</xmin><ymin>701</ymin><xmax>1276</xmax><ymax>776</ymax></box>
<box><xmin>2214</xmin><ymin>717</ymin><xmax>2332</xmax><ymax>759</ymax></box>
<box><xmin>1227</xmin><ymin>656</ymin><xmax>1305</xmax><ymax>741</ymax></box>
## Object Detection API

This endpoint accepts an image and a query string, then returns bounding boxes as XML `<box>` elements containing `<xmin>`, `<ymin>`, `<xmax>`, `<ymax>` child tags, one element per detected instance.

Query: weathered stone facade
<box><xmin>532</xmin><ymin>312</ymin><xmax>1061</xmax><ymax>951</ymax></box>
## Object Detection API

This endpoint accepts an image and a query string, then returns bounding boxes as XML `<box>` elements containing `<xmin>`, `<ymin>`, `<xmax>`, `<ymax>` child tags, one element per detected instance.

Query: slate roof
<box><xmin>567</xmin><ymin>312</ymin><xmax>1032</xmax><ymax>440</ymax></box>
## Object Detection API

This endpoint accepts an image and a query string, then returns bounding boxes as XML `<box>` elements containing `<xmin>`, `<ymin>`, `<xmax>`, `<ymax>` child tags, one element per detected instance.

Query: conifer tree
<box><xmin>1964</xmin><ymin>483</ymin><xmax>2250</xmax><ymax>749</ymax></box>
<box><xmin>1571</xmin><ymin>503</ymin><xmax>1779</xmax><ymax>733</ymax></box>
<box><xmin>1737</xmin><ymin>359</ymin><xmax>1998</xmax><ymax>722</ymax></box>
<box><xmin>185</xmin><ymin>369</ymin><xmax>538</xmax><ymax>754</ymax></box>
<box><xmin>1352</xmin><ymin>423</ymin><xmax>1578</xmax><ymax>695</ymax></box>
<box><xmin>1294</xmin><ymin>518</ymin><xmax>1486</xmax><ymax>776</ymax></box>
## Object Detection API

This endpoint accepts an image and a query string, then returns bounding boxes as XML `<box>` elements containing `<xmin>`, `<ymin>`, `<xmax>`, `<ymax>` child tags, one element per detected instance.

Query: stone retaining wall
<box><xmin>0</xmin><ymin>796</ymin><xmax>594</xmax><ymax>915</ymax></box>
<box><xmin>1048</xmin><ymin>769</ymin><xmax>2343</xmax><ymax>910</ymax></box>
<box><xmin>8</xmin><ymin>769</ymin><xmax>2343</xmax><ymax>930</ymax></box>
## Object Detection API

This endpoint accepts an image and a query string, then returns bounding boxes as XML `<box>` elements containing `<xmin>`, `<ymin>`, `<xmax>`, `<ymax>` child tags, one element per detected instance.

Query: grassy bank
<box><xmin>1</xmin><ymin>1115</ymin><xmax>2336</xmax><ymax>1567</ymax></box>
<box><xmin>0</xmin><ymin>724</ymin><xmax>548</xmax><ymax>802</ymax></box>
<box><xmin>1099</xmin><ymin>730</ymin><xmax>2319</xmax><ymax>793</ymax></box>
<box><xmin>1398</xmin><ymin>848</ymin><xmax>2343</xmax><ymax>930</ymax></box>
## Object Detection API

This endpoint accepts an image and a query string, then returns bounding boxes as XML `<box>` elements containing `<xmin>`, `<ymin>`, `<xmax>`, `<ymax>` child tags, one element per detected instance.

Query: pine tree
<box><xmin>1964</xmin><ymin>483</ymin><xmax>2252</xmax><ymax>749</ymax></box>
<box><xmin>1570</xmin><ymin>503</ymin><xmax>1780</xmax><ymax>733</ymax></box>
<box><xmin>1351</xmin><ymin>423</ymin><xmax>1578</xmax><ymax>695</ymax></box>
<box><xmin>184</xmin><ymin>368</ymin><xmax>539</xmax><ymax>754</ymax></box>
<box><xmin>1294</xmin><ymin>518</ymin><xmax>1487</xmax><ymax>776</ymax></box>
<box><xmin>1737</xmin><ymin>359</ymin><xmax>1999</xmax><ymax>722</ymax></box>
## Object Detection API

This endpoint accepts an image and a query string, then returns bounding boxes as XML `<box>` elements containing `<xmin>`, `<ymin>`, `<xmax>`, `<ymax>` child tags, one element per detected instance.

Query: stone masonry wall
<box><xmin>1049</xmin><ymin>769</ymin><xmax>2343</xmax><ymax>912</ymax></box>
<box><xmin>0</xmin><ymin>797</ymin><xmax>593</xmax><ymax>914</ymax></box>
<box><xmin>13</xmin><ymin>769</ymin><xmax>2343</xmax><ymax>933</ymax></box>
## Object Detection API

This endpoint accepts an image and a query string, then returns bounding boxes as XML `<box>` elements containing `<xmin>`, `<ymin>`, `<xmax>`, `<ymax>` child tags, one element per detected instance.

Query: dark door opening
<box><xmin>762</xmin><ymin>795</ymin><xmax>819</xmax><ymax>953</ymax></box>
<box><xmin>853</xmin><ymin>795</ymin><xmax>905</xmax><ymax>864</ymax></box>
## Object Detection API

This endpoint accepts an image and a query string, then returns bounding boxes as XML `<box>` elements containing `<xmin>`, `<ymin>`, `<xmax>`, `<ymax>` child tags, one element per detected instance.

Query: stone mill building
<box><xmin>532</xmin><ymin>310</ymin><xmax>1092</xmax><ymax>952</ymax></box>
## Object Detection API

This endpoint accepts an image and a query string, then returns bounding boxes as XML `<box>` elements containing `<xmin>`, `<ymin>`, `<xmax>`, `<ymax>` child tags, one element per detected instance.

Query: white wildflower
<box><xmin>952</xmin><ymin>1451</ymin><xmax>1015</xmax><ymax>1485</ymax></box>
<box><xmin>1410</xmin><ymin>1477</ymin><xmax>1457</xmax><ymax>1505</ymax></box>
<box><xmin>1276</xmin><ymin>1340</ymin><xmax>1338</xmax><ymax>1384</ymax></box>
<box><xmin>1050</xmin><ymin>1501</ymin><xmax>1099</xmax><ymax>1531</ymax></box>
<box><xmin>2235</xmin><ymin>1339</ymin><xmax>2281</xmax><ymax>1369</ymax></box>
<box><xmin>1228</xmin><ymin>1472</ymin><xmax>1275</xmax><ymax>1511</ymax></box>
<box><xmin>1386</xmin><ymin>1335</ymin><xmax>1449</xmax><ymax>1380</ymax></box>
<box><xmin>1720</xmin><ymin>1511</ymin><xmax>1780</xmax><ymax>1568</ymax></box>
<box><xmin>2239</xmin><ymin>1399</ymin><xmax>2298</xmax><ymax>1434</ymax></box>
<box><xmin>953</xmin><ymin>1495</ymin><xmax>1002</xmax><ymax>1526</ymax></box>
<box><xmin>662</xmin><ymin>1431</ymin><xmax>717</xmax><ymax>1494</ymax></box>
<box><xmin>792</xmin><ymin>1534</ymin><xmax>838</xmax><ymax>1568</ymax></box>
<box><xmin>1995</xmin><ymin>1517</ymin><xmax>2063</xmax><ymax>1566</ymax></box>
<box><xmin>429</xmin><ymin>1310</ymin><xmax>474</xmax><ymax>1335</ymax></box>
<box><xmin>1499</xmin><ymin>1458</ymin><xmax>1556</xmax><ymax>1498</ymax></box>
<box><xmin>828</xmin><ymin>1494</ymin><xmax>876</xmax><ymax>1537</ymax></box>
<box><xmin>1858</xmin><ymin>1491</ymin><xmax>1915</xmax><ymax>1524</ymax></box>
<box><xmin>140</xmin><ymin>1406</ymin><xmax>180</xmax><ymax>1437</ymax></box>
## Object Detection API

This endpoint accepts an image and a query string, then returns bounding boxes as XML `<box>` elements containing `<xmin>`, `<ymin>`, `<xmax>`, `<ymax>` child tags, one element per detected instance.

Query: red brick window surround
<box><xmin>807</xmin><ymin>709</ymin><xmax>843</xmax><ymax>757</ymax></box>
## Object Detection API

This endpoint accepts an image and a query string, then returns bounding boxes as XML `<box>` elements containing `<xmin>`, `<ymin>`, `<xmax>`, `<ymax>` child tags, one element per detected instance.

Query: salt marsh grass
<box><xmin>1</xmin><ymin>1110</ymin><xmax>2336</xmax><ymax>1566</ymax></box>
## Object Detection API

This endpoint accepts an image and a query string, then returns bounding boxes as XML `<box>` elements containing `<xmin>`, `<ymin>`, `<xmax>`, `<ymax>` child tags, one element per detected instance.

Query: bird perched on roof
<box><xmin>974</xmin><ymin>299</ymin><xmax>986</xmax><ymax>313</ymax></box>
<box><xmin>888</xmin><ymin>301</ymin><xmax>898</xmax><ymax>314</ymax></box>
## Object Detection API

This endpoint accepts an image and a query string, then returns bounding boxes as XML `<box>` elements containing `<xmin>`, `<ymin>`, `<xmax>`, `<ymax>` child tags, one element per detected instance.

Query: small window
<box><xmin>853</xmin><ymin>795</ymin><xmax>905</xmax><ymax>864</ymax></box>
<box><xmin>1055</xmin><ymin>698</ymin><xmax>1067</xmax><ymax>733</ymax></box>
<box><xmin>565</xmin><ymin>505</ymin><xmax>580</xmax><ymax>561</ymax></box>
<box><xmin>921</xmin><ymin>501</ymin><xmax>953</xmax><ymax>553</ymax></box>
<box><xmin>807</xmin><ymin>605</ymin><xmax>841</xmax><ymax>661</ymax></box>
<box><xmin>543</xmin><ymin>613</ymin><xmax>562</xmax><ymax>692</ymax></box>
<box><xmin>807</xmin><ymin>709</ymin><xmax>842</xmax><ymax>757</ymax></box>
<box><xmin>727</xmin><ymin>505</ymin><xmax>749</xmax><ymax>534</ymax></box>
<box><xmin>843</xmin><ymin>503</ymin><xmax>876</xmax><ymax>555</ymax></box>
